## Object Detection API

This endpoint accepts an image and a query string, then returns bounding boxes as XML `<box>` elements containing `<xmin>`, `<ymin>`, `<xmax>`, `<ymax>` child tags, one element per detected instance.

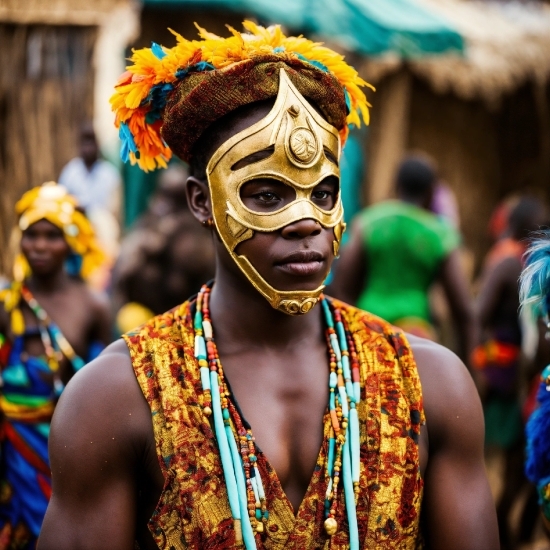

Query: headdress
<box><xmin>522</xmin><ymin>233</ymin><xmax>550</xmax><ymax>521</ymax></box>
<box><xmin>13</xmin><ymin>182</ymin><xmax>105</xmax><ymax>281</ymax></box>
<box><xmin>520</xmin><ymin>231</ymin><xmax>550</xmax><ymax>318</ymax></box>
<box><xmin>111</xmin><ymin>22</ymin><xmax>373</xmax><ymax>314</ymax></box>
<box><xmin>111</xmin><ymin>21</ymin><xmax>372</xmax><ymax>170</ymax></box>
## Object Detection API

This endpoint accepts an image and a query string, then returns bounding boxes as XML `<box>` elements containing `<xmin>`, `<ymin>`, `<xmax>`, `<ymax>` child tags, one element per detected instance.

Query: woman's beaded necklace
<box><xmin>18</xmin><ymin>285</ymin><xmax>85</xmax><ymax>394</ymax></box>
<box><xmin>194</xmin><ymin>284</ymin><xmax>361</xmax><ymax>550</ymax></box>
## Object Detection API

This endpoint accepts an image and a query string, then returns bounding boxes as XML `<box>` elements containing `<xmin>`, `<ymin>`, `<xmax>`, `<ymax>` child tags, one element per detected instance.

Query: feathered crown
<box><xmin>111</xmin><ymin>21</ymin><xmax>373</xmax><ymax>171</ymax></box>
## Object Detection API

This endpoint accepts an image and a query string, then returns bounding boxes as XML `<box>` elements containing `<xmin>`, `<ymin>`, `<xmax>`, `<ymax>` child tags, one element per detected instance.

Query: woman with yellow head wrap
<box><xmin>0</xmin><ymin>182</ymin><xmax>111</xmax><ymax>548</ymax></box>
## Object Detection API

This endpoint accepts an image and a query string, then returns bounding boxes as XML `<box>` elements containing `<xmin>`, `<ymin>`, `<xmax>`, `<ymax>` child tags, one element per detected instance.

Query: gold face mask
<box><xmin>206</xmin><ymin>69</ymin><xmax>346</xmax><ymax>315</ymax></box>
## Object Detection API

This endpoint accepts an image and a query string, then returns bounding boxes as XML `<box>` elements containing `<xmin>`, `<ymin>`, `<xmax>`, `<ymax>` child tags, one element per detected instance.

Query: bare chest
<box><xmin>19</xmin><ymin>289</ymin><xmax>93</xmax><ymax>381</ymax></box>
<box><xmin>220</xmin><ymin>348</ymin><xmax>330</xmax><ymax>510</ymax></box>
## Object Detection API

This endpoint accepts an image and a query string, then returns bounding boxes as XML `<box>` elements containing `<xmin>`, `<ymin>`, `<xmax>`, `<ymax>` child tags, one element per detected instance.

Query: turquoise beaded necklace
<box><xmin>194</xmin><ymin>284</ymin><xmax>361</xmax><ymax>549</ymax></box>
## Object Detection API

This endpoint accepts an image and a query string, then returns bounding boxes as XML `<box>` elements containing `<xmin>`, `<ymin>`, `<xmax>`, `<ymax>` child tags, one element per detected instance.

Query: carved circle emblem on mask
<box><xmin>289</xmin><ymin>127</ymin><xmax>317</xmax><ymax>163</ymax></box>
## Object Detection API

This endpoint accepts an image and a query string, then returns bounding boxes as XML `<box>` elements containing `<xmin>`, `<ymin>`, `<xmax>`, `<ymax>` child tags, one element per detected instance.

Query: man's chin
<box><xmin>265</xmin><ymin>271</ymin><xmax>328</xmax><ymax>293</ymax></box>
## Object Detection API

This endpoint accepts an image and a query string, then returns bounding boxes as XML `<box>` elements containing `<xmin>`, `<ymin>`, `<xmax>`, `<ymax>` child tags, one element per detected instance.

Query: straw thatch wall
<box><xmin>0</xmin><ymin>0</ymin><xmax>124</xmax><ymax>25</ymax></box>
<box><xmin>361</xmin><ymin>1</ymin><xmax>550</xmax><ymax>107</ymax></box>
<box><xmin>0</xmin><ymin>24</ymin><xmax>96</xmax><ymax>275</ymax></box>
<box><xmin>413</xmin><ymin>0</ymin><xmax>550</xmax><ymax>105</ymax></box>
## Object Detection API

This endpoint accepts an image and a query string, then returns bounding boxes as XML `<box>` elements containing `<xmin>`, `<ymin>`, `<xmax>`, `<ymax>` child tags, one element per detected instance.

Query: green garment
<box><xmin>357</xmin><ymin>200</ymin><xmax>460</xmax><ymax>323</ymax></box>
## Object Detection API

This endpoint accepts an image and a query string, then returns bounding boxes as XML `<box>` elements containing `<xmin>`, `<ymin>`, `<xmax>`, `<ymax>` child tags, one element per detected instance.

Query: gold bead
<box><xmin>256</xmin><ymin>522</ymin><xmax>264</xmax><ymax>533</ymax></box>
<box><xmin>203</xmin><ymin>406</ymin><xmax>212</xmax><ymax>416</ymax></box>
<box><xmin>324</xmin><ymin>517</ymin><xmax>338</xmax><ymax>536</ymax></box>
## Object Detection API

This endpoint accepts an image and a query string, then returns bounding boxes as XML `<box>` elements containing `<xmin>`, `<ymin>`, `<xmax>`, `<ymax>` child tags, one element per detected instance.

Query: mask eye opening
<box><xmin>231</xmin><ymin>146</ymin><xmax>275</xmax><ymax>171</ymax></box>
<box><xmin>308</xmin><ymin>175</ymin><xmax>340</xmax><ymax>213</ymax></box>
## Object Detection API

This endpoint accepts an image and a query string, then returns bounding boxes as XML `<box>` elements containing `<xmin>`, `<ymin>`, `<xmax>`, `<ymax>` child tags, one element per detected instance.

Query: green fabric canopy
<box><xmin>144</xmin><ymin>0</ymin><xmax>464</xmax><ymax>57</ymax></box>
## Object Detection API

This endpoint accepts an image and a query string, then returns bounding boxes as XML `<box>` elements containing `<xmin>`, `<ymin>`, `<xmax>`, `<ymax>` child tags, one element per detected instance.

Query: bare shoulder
<box><xmin>41</xmin><ymin>341</ymin><xmax>156</xmax><ymax>548</ymax></box>
<box><xmin>407</xmin><ymin>334</ymin><xmax>473</xmax><ymax>391</ymax></box>
<box><xmin>481</xmin><ymin>254</ymin><xmax>522</xmax><ymax>285</ymax></box>
<box><xmin>407</xmin><ymin>334</ymin><xmax>483</xmax><ymax>447</ymax></box>
<box><xmin>405</xmin><ymin>337</ymin><xmax>498</xmax><ymax>548</ymax></box>
<box><xmin>71</xmin><ymin>279</ymin><xmax>110</xmax><ymax>315</ymax></box>
<box><xmin>51</xmin><ymin>338</ymin><xmax>150</xmax><ymax>456</ymax></box>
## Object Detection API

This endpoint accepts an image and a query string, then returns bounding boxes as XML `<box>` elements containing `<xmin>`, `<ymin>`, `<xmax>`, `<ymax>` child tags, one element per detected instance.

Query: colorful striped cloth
<box><xmin>0</xmin><ymin>334</ymin><xmax>55</xmax><ymax>548</ymax></box>
<box><xmin>0</xmin><ymin>330</ymin><xmax>103</xmax><ymax>548</ymax></box>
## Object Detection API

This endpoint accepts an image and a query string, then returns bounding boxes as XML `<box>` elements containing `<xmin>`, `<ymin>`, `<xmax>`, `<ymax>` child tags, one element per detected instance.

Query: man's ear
<box><xmin>186</xmin><ymin>176</ymin><xmax>212</xmax><ymax>224</ymax></box>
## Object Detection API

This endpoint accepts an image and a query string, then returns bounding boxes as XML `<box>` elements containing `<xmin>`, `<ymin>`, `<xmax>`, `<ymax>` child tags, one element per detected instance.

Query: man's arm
<box><xmin>476</xmin><ymin>256</ymin><xmax>521</xmax><ymax>330</ymax></box>
<box><xmin>438</xmin><ymin>250</ymin><xmax>475</xmax><ymax>365</ymax></box>
<box><xmin>38</xmin><ymin>340</ymin><xmax>152</xmax><ymax>549</ymax></box>
<box><xmin>411</xmin><ymin>336</ymin><xmax>499</xmax><ymax>549</ymax></box>
<box><xmin>328</xmin><ymin>218</ymin><xmax>367</xmax><ymax>304</ymax></box>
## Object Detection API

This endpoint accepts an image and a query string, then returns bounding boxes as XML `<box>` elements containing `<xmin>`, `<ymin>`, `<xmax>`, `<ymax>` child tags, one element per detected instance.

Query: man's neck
<box><xmin>83</xmin><ymin>157</ymin><xmax>97</xmax><ymax>172</ymax></box>
<box><xmin>208</xmin><ymin>267</ymin><xmax>325</xmax><ymax>354</ymax></box>
<box><xmin>26</xmin><ymin>270</ymin><xmax>70</xmax><ymax>294</ymax></box>
<box><xmin>400</xmin><ymin>196</ymin><xmax>430</xmax><ymax>210</ymax></box>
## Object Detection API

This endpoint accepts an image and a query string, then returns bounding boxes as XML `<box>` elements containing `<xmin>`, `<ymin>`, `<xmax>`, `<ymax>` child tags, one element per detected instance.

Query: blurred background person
<box><xmin>330</xmin><ymin>154</ymin><xmax>474</xmax><ymax>363</ymax></box>
<box><xmin>58</xmin><ymin>122</ymin><xmax>122</xmax><ymax>276</ymax></box>
<box><xmin>474</xmin><ymin>196</ymin><xmax>547</xmax><ymax>549</ymax></box>
<box><xmin>0</xmin><ymin>182</ymin><xmax>111</xmax><ymax>548</ymax></box>
<box><xmin>111</xmin><ymin>164</ymin><xmax>215</xmax><ymax>333</ymax></box>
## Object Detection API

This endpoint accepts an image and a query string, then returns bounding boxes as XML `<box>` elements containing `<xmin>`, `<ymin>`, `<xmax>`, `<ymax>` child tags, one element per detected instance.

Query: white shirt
<box><xmin>58</xmin><ymin>157</ymin><xmax>122</xmax><ymax>259</ymax></box>
<box><xmin>58</xmin><ymin>157</ymin><xmax>121</xmax><ymax>214</ymax></box>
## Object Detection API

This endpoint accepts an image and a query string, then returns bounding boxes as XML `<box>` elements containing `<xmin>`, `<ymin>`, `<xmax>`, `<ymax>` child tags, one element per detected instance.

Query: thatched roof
<box><xmin>361</xmin><ymin>0</ymin><xmax>550</xmax><ymax>104</ymax></box>
<box><xmin>0</xmin><ymin>0</ymin><xmax>132</xmax><ymax>25</ymax></box>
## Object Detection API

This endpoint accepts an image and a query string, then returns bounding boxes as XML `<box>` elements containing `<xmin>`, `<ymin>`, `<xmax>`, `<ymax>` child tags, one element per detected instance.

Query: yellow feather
<box><xmin>112</xmin><ymin>19</ymin><xmax>373</xmax><ymax>170</ymax></box>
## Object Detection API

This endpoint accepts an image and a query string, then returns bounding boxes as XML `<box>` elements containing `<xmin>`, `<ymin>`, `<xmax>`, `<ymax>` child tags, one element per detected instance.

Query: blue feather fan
<box><xmin>523</xmin><ymin>232</ymin><xmax>550</xmax><ymax>517</ymax></box>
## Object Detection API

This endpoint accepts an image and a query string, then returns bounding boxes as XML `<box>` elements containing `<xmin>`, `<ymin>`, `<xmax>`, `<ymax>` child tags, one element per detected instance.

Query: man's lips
<box><xmin>275</xmin><ymin>250</ymin><xmax>325</xmax><ymax>276</ymax></box>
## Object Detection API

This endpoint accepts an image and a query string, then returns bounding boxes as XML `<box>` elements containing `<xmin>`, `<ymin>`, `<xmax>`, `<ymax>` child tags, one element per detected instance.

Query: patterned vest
<box><xmin>124</xmin><ymin>298</ymin><xmax>425</xmax><ymax>549</ymax></box>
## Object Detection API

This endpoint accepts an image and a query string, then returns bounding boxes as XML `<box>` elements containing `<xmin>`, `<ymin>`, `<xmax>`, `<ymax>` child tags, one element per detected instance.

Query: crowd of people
<box><xmin>330</xmin><ymin>157</ymin><xmax>550</xmax><ymax>549</ymax></box>
<box><xmin>0</xmin><ymin>20</ymin><xmax>549</xmax><ymax>550</ymax></box>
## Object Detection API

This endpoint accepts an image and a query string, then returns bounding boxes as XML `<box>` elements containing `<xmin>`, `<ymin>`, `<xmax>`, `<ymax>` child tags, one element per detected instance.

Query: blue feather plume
<box><xmin>520</xmin><ymin>230</ymin><xmax>550</xmax><ymax>317</ymax></box>
<box><xmin>526</xmin><ymin>365</ymin><xmax>550</xmax><ymax>484</ymax></box>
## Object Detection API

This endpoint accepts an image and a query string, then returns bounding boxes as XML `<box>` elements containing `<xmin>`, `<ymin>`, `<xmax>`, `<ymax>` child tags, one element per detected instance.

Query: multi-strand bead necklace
<box><xmin>18</xmin><ymin>285</ymin><xmax>85</xmax><ymax>394</ymax></box>
<box><xmin>194</xmin><ymin>284</ymin><xmax>361</xmax><ymax>550</ymax></box>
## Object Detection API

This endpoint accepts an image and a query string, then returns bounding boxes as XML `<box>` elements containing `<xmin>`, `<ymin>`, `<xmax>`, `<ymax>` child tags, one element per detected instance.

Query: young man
<box><xmin>0</xmin><ymin>182</ymin><xmax>111</xmax><ymax>548</ymax></box>
<box><xmin>58</xmin><ymin>122</ymin><xmax>122</xmax><ymax>221</ymax></box>
<box><xmin>39</xmin><ymin>23</ymin><xmax>498</xmax><ymax>549</ymax></box>
<box><xmin>58</xmin><ymin>122</ymin><xmax>122</xmax><ymax>261</ymax></box>
<box><xmin>330</xmin><ymin>155</ymin><xmax>473</xmax><ymax>359</ymax></box>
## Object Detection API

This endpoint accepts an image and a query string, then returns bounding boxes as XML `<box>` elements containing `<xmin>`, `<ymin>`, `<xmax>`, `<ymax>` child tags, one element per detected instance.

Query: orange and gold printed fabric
<box><xmin>123</xmin><ymin>298</ymin><xmax>425</xmax><ymax>549</ymax></box>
